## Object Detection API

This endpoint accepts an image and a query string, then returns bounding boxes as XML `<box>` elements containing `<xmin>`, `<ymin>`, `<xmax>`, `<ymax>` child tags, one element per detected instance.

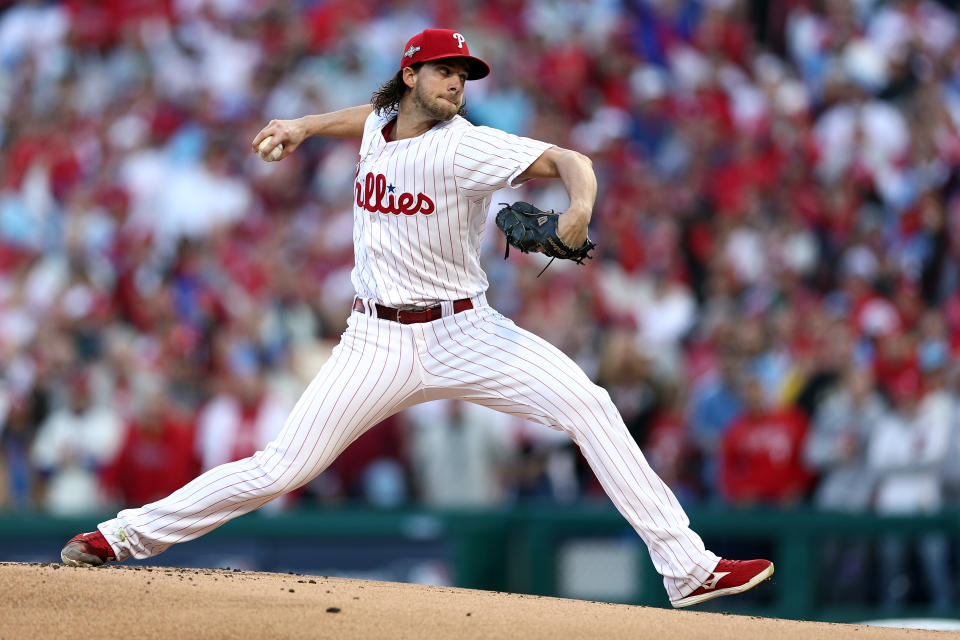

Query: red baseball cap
<box><xmin>400</xmin><ymin>29</ymin><xmax>490</xmax><ymax>80</ymax></box>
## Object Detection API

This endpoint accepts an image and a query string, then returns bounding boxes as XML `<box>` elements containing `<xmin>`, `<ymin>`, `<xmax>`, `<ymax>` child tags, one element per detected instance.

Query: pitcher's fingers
<box><xmin>251</xmin><ymin>124</ymin><xmax>277</xmax><ymax>153</ymax></box>
<box><xmin>251</xmin><ymin>130</ymin><xmax>266</xmax><ymax>153</ymax></box>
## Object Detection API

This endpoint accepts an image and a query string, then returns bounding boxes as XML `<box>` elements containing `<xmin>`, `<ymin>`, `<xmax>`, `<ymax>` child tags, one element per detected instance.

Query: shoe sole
<box><xmin>671</xmin><ymin>563</ymin><xmax>775</xmax><ymax>609</ymax></box>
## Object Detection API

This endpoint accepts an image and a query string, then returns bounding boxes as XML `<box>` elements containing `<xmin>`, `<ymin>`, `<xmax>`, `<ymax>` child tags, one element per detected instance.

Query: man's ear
<box><xmin>402</xmin><ymin>66</ymin><xmax>417</xmax><ymax>90</ymax></box>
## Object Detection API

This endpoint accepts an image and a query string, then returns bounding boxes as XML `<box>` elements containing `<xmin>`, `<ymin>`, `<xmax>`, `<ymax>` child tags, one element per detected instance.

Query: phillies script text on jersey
<box><xmin>356</xmin><ymin>172</ymin><xmax>435</xmax><ymax>215</ymax></box>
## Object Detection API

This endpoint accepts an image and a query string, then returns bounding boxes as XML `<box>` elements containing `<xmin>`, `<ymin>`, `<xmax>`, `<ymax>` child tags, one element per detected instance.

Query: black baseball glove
<box><xmin>495</xmin><ymin>202</ymin><xmax>596</xmax><ymax>275</ymax></box>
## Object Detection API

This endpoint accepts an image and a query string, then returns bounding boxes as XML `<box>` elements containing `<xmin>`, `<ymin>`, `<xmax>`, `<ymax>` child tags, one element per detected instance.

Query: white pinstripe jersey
<box><xmin>351</xmin><ymin>109</ymin><xmax>553</xmax><ymax>307</ymax></box>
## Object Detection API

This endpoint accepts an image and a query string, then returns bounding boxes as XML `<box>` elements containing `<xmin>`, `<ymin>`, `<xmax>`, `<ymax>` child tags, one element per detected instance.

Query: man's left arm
<box><xmin>516</xmin><ymin>146</ymin><xmax>597</xmax><ymax>248</ymax></box>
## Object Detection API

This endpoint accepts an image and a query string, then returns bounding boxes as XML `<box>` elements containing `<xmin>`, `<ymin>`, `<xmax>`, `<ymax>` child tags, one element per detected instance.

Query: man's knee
<box><xmin>249</xmin><ymin>450</ymin><xmax>317</xmax><ymax>496</ymax></box>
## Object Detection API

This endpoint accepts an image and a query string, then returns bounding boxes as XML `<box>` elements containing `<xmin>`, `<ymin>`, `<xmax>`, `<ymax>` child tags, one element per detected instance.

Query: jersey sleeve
<box><xmin>454</xmin><ymin>126</ymin><xmax>554</xmax><ymax>196</ymax></box>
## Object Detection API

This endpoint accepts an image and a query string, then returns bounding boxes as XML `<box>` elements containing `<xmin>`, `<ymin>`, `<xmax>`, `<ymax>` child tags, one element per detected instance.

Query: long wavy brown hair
<box><xmin>370</xmin><ymin>63</ymin><xmax>468</xmax><ymax>117</ymax></box>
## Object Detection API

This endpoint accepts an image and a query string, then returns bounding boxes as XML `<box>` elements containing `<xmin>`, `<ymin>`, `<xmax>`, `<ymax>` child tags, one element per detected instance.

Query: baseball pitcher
<box><xmin>62</xmin><ymin>29</ymin><xmax>772</xmax><ymax>608</ymax></box>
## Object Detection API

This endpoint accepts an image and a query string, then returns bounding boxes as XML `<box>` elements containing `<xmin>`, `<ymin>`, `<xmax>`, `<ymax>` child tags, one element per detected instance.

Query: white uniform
<box><xmin>352</xmin><ymin>111</ymin><xmax>548</xmax><ymax>306</ymax></box>
<box><xmin>97</xmin><ymin>110</ymin><xmax>720</xmax><ymax>602</ymax></box>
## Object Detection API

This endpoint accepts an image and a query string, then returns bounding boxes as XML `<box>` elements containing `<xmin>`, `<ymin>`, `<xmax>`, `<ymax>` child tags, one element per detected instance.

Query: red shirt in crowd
<box><xmin>101</xmin><ymin>418</ymin><xmax>200</xmax><ymax>507</ymax></box>
<box><xmin>720</xmin><ymin>408</ymin><xmax>814</xmax><ymax>506</ymax></box>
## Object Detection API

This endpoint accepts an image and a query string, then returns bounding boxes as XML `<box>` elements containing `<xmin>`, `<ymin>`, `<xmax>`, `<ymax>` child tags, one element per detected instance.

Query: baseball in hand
<box><xmin>258</xmin><ymin>136</ymin><xmax>283</xmax><ymax>162</ymax></box>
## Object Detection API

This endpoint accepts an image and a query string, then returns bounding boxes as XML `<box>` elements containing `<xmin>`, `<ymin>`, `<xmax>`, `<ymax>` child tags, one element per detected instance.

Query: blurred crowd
<box><xmin>3</xmin><ymin>0</ymin><xmax>960</xmax><ymax>608</ymax></box>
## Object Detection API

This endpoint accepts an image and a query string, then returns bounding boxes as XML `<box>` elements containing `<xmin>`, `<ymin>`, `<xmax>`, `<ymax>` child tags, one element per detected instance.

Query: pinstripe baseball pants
<box><xmin>98</xmin><ymin>297</ymin><xmax>719</xmax><ymax>600</ymax></box>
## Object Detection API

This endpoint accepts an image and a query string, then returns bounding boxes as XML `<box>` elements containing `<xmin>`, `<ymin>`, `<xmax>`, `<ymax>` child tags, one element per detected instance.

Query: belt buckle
<box><xmin>395</xmin><ymin>303</ymin><xmax>434</xmax><ymax>312</ymax></box>
<box><xmin>396</xmin><ymin>303</ymin><xmax>439</xmax><ymax>324</ymax></box>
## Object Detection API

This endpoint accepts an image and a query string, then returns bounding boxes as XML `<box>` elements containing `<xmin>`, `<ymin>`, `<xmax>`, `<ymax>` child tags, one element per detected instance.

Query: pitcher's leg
<box><xmin>99</xmin><ymin>313</ymin><xmax>421</xmax><ymax>560</ymax></box>
<box><xmin>422</xmin><ymin>307</ymin><xmax>718</xmax><ymax>601</ymax></box>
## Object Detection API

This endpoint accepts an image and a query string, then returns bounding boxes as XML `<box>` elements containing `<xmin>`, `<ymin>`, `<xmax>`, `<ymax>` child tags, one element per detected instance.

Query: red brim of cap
<box><xmin>415</xmin><ymin>53</ymin><xmax>490</xmax><ymax>80</ymax></box>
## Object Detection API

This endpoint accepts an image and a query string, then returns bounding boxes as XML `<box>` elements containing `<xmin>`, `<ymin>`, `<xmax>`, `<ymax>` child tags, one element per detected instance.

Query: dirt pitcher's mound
<box><xmin>0</xmin><ymin>562</ymin><xmax>948</xmax><ymax>639</ymax></box>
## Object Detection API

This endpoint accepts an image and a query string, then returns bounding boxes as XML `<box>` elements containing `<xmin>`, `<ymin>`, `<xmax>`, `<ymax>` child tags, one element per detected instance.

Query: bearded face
<box><xmin>412</xmin><ymin>80</ymin><xmax>459</xmax><ymax>121</ymax></box>
<box><xmin>407</xmin><ymin>60</ymin><xmax>468</xmax><ymax>122</ymax></box>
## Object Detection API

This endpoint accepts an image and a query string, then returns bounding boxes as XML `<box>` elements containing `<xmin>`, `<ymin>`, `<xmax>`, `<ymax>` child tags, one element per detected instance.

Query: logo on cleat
<box><xmin>701</xmin><ymin>571</ymin><xmax>730</xmax><ymax>590</ymax></box>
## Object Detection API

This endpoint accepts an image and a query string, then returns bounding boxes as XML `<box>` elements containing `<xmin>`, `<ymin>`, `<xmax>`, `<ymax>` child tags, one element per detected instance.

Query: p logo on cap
<box><xmin>400</xmin><ymin>29</ymin><xmax>490</xmax><ymax>80</ymax></box>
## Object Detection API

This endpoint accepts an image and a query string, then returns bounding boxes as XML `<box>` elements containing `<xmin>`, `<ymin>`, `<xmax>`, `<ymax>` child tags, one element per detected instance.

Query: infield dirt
<box><xmin>0</xmin><ymin>562</ymin><xmax>951</xmax><ymax>639</ymax></box>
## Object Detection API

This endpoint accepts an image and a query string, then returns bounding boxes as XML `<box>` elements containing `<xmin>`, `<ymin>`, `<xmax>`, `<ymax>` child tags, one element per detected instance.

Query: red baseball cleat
<box><xmin>60</xmin><ymin>531</ymin><xmax>117</xmax><ymax>567</ymax></box>
<box><xmin>671</xmin><ymin>559</ymin><xmax>774</xmax><ymax>608</ymax></box>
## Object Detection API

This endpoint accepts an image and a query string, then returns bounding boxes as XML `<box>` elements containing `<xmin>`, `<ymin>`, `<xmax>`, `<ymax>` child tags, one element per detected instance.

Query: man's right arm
<box><xmin>251</xmin><ymin>104</ymin><xmax>375</xmax><ymax>161</ymax></box>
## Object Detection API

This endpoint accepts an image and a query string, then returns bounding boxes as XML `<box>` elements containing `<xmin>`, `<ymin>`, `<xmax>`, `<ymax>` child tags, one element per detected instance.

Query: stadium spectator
<box><xmin>719</xmin><ymin>377</ymin><xmax>814</xmax><ymax>507</ymax></box>
<box><xmin>803</xmin><ymin>366</ymin><xmax>885</xmax><ymax>605</ymax></box>
<box><xmin>29</xmin><ymin>370</ymin><xmax>123</xmax><ymax>515</ymax></box>
<box><xmin>100</xmin><ymin>380</ymin><xmax>199</xmax><ymax>508</ymax></box>
<box><xmin>595</xmin><ymin>326</ymin><xmax>662</xmax><ymax>448</ymax></box>
<box><xmin>804</xmin><ymin>367</ymin><xmax>884</xmax><ymax>512</ymax></box>
<box><xmin>868</xmin><ymin>367</ymin><xmax>954</xmax><ymax>612</ymax></box>
<box><xmin>408</xmin><ymin>400</ymin><xmax>517</xmax><ymax>508</ymax></box>
<box><xmin>195</xmin><ymin>366</ymin><xmax>291</xmax><ymax>472</ymax></box>
<box><xmin>688</xmin><ymin>347</ymin><xmax>743</xmax><ymax>500</ymax></box>
<box><xmin>0</xmin><ymin>392</ymin><xmax>43</xmax><ymax>510</ymax></box>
